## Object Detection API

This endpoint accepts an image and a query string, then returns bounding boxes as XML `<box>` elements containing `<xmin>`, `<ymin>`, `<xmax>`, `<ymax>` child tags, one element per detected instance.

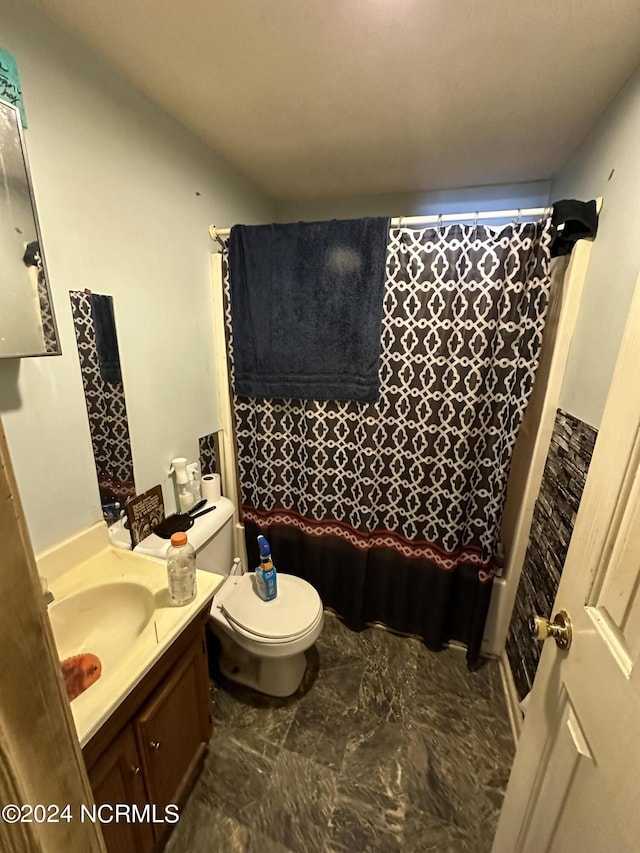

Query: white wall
<box><xmin>552</xmin><ymin>63</ymin><xmax>640</xmax><ymax>428</ymax></box>
<box><xmin>276</xmin><ymin>181</ymin><xmax>550</xmax><ymax>223</ymax></box>
<box><xmin>0</xmin><ymin>0</ymin><xmax>274</xmax><ymax>553</ymax></box>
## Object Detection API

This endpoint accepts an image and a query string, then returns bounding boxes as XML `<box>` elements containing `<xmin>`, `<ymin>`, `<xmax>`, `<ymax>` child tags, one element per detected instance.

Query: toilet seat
<box><xmin>213</xmin><ymin>573</ymin><xmax>323</xmax><ymax>645</ymax></box>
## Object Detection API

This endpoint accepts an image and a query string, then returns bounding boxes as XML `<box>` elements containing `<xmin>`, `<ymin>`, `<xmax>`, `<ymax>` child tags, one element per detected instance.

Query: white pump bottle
<box><xmin>171</xmin><ymin>456</ymin><xmax>195</xmax><ymax>512</ymax></box>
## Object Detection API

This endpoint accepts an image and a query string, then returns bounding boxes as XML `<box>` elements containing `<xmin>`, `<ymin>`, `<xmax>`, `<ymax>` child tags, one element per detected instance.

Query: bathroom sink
<box><xmin>41</xmin><ymin>545</ymin><xmax>222</xmax><ymax>745</ymax></box>
<box><xmin>48</xmin><ymin>582</ymin><xmax>156</xmax><ymax>674</ymax></box>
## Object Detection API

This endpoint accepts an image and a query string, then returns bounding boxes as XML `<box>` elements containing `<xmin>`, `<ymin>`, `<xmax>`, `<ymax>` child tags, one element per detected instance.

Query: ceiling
<box><xmin>36</xmin><ymin>0</ymin><xmax>640</xmax><ymax>201</ymax></box>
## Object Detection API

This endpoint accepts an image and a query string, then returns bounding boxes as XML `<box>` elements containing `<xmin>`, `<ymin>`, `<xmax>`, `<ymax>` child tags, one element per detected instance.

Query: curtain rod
<box><xmin>209</xmin><ymin>207</ymin><xmax>550</xmax><ymax>246</ymax></box>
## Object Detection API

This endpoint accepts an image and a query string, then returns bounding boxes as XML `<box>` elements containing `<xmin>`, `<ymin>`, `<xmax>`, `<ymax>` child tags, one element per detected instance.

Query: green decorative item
<box><xmin>0</xmin><ymin>48</ymin><xmax>26</xmax><ymax>128</ymax></box>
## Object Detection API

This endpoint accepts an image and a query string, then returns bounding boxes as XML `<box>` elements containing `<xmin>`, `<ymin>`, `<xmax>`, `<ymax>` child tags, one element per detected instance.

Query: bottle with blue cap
<box><xmin>255</xmin><ymin>535</ymin><xmax>278</xmax><ymax>601</ymax></box>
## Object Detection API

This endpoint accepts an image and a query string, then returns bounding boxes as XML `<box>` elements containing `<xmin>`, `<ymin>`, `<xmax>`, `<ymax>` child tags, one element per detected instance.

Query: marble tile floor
<box><xmin>166</xmin><ymin>614</ymin><xmax>515</xmax><ymax>853</ymax></box>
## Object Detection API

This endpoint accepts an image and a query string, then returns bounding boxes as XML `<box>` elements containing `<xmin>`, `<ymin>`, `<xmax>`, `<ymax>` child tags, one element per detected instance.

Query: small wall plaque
<box><xmin>125</xmin><ymin>485</ymin><xmax>164</xmax><ymax>547</ymax></box>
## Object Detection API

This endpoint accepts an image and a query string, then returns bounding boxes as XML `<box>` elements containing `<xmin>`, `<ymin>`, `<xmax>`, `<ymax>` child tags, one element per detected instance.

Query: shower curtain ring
<box><xmin>514</xmin><ymin>208</ymin><xmax>522</xmax><ymax>225</ymax></box>
<box><xmin>438</xmin><ymin>213</ymin><xmax>443</xmax><ymax>235</ymax></box>
<box><xmin>473</xmin><ymin>211</ymin><xmax>479</xmax><ymax>238</ymax></box>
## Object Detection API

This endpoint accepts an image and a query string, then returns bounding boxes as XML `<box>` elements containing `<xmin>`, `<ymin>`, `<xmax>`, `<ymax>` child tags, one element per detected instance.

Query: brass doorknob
<box><xmin>529</xmin><ymin>610</ymin><xmax>572</xmax><ymax>650</ymax></box>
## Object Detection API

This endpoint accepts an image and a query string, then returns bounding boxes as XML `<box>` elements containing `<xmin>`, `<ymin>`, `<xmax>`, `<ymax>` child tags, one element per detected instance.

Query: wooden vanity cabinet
<box><xmin>84</xmin><ymin>606</ymin><xmax>213</xmax><ymax>852</ymax></box>
<box><xmin>136</xmin><ymin>639</ymin><xmax>212</xmax><ymax>848</ymax></box>
<box><xmin>88</xmin><ymin>724</ymin><xmax>154</xmax><ymax>853</ymax></box>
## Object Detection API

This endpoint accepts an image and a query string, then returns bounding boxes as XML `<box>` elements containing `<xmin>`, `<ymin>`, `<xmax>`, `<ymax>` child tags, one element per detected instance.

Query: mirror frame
<box><xmin>0</xmin><ymin>98</ymin><xmax>61</xmax><ymax>358</ymax></box>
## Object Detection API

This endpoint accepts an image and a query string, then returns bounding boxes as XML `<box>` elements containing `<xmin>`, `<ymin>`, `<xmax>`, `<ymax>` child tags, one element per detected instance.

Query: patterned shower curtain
<box><xmin>223</xmin><ymin>219</ymin><xmax>553</xmax><ymax>663</ymax></box>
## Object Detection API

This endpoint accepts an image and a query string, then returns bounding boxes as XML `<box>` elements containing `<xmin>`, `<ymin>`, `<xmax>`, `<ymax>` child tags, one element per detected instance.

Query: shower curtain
<box><xmin>222</xmin><ymin>219</ymin><xmax>553</xmax><ymax>663</ymax></box>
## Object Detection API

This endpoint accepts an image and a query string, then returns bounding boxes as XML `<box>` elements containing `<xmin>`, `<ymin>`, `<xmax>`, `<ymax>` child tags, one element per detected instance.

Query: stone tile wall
<box><xmin>506</xmin><ymin>409</ymin><xmax>598</xmax><ymax>701</ymax></box>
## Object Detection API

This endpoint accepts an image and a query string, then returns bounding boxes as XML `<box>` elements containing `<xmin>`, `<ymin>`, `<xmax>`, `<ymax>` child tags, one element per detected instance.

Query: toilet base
<box><xmin>212</xmin><ymin>623</ymin><xmax>308</xmax><ymax>697</ymax></box>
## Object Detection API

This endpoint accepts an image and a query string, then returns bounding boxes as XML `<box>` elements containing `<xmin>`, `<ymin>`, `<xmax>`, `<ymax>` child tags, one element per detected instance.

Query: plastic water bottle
<box><xmin>167</xmin><ymin>531</ymin><xmax>197</xmax><ymax>606</ymax></box>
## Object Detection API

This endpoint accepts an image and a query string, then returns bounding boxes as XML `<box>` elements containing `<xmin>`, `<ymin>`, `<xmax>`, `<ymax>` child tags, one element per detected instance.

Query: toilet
<box><xmin>109</xmin><ymin>497</ymin><xmax>324</xmax><ymax>696</ymax></box>
<box><xmin>211</xmin><ymin>571</ymin><xmax>324</xmax><ymax>696</ymax></box>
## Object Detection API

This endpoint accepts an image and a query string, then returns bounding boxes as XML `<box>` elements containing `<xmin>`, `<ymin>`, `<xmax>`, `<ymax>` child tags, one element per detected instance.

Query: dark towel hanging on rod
<box><xmin>228</xmin><ymin>217</ymin><xmax>390</xmax><ymax>402</ymax></box>
<box><xmin>550</xmin><ymin>199</ymin><xmax>598</xmax><ymax>257</ymax></box>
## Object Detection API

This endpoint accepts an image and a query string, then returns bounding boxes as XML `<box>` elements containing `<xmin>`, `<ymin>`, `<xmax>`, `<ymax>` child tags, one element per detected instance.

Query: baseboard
<box><xmin>499</xmin><ymin>650</ymin><xmax>523</xmax><ymax>743</ymax></box>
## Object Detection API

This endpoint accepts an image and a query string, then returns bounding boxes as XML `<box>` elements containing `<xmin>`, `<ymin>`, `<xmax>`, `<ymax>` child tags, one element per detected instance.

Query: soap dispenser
<box><xmin>171</xmin><ymin>456</ymin><xmax>195</xmax><ymax>512</ymax></box>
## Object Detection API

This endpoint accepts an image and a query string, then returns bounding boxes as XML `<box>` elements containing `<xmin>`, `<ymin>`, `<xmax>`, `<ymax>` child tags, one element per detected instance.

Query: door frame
<box><xmin>210</xmin><ymin>251</ymin><xmax>249</xmax><ymax>571</ymax></box>
<box><xmin>0</xmin><ymin>418</ymin><xmax>103</xmax><ymax>851</ymax></box>
<box><xmin>493</xmin><ymin>267</ymin><xmax>640</xmax><ymax>849</ymax></box>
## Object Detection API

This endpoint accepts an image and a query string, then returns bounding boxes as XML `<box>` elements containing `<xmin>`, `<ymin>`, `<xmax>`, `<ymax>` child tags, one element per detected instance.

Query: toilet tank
<box><xmin>115</xmin><ymin>497</ymin><xmax>237</xmax><ymax>576</ymax></box>
<box><xmin>188</xmin><ymin>497</ymin><xmax>236</xmax><ymax>575</ymax></box>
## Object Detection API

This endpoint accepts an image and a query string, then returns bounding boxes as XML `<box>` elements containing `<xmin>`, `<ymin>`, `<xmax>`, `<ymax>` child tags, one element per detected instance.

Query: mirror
<box><xmin>69</xmin><ymin>290</ymin><xmax>135</xmax><ymax>519</ymax></box>
<box><xmin>70</xmin><ymin>289</ymin><xmax>222</xmax><ymax>525</ymax></box>
<box><xmin>0</xmin><ymin>99</ymin><xmax>60</xmax><ymax>357</ymax></box>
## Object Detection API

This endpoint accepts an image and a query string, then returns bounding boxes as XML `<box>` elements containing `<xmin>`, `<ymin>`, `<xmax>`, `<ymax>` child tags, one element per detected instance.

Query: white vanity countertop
<box><xmin>49</xmin><ymin>546</ymin><xmax>222</xmax><ymax>747</ymax></box>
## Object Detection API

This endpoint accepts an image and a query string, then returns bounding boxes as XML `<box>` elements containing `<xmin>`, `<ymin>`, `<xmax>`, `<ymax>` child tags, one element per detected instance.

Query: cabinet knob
<box><xmin>149</xmin><ymin>740</ymin><xmax>162</xmax><ymax>750</ymax></box>
<box><xmin>130</xmin><ymin>765</ymin><xmax>141</xmax><ymax>775</ymax></box>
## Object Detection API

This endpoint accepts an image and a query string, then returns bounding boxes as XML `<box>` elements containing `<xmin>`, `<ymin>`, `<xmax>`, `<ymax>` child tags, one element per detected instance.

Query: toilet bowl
<box><xmin>210</xmin><ymin>572</ymin><xmax>324</xmax><ymax>697</ymax></box>
<box><xmin>109</xmin><ymin>496</ymin><xmax>324</xmax><ymax>697</ymax></box>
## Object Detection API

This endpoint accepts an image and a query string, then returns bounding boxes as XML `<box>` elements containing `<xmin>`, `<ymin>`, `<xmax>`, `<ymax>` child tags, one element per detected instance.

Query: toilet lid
<box><xmin>216</xmin><ymin>573</ymin><xmax>322</xmax><ymax>641</ymax></box>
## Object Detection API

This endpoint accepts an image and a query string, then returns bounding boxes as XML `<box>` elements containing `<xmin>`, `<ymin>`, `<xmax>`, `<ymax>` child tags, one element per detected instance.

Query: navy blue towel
<box><xmin>228</xmin><ymin>217</ymin><xmax>390</xmax><ymax>402</ymax></box>
<box><xmin>89</xmin><ymin>294</ymin><xmax>122</xmax><ymax>385</ymax></box>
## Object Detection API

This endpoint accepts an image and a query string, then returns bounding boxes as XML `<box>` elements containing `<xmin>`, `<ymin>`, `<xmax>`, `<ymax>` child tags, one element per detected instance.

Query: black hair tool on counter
<box><xmin>153</xmin><ymin>500</ymin><xmax>217</xmax><ymax>539</ymax></box>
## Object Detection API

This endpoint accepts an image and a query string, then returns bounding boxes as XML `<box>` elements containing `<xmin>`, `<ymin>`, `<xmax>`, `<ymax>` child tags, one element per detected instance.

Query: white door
<box><xmin>493</xmin><ymin>271</ymin><xmax>640</xmax><ymax>853</ymax></box>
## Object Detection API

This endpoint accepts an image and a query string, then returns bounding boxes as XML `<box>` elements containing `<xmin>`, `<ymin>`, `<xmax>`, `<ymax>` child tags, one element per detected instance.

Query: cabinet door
<box><xmin>88</xmin><ymin>723</ymin><xmax>154</xmax><ymax>853</ymax></box>
<box><xmin>136</xmin><ymin>635</ymin><xmax>212</xmax><ymax>815</ymax></box>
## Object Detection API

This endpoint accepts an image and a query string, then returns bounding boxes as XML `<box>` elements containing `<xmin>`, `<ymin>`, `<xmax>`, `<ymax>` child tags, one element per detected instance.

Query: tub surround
<box><xmin>41</xmin><ymin>531</ymin><xmax>222</xmax><ymax>746</ymax></box>
<box><xmin>506</xmin><ymin>408</ymin><xmax>597</xmax><ymax>701</ymax></box>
